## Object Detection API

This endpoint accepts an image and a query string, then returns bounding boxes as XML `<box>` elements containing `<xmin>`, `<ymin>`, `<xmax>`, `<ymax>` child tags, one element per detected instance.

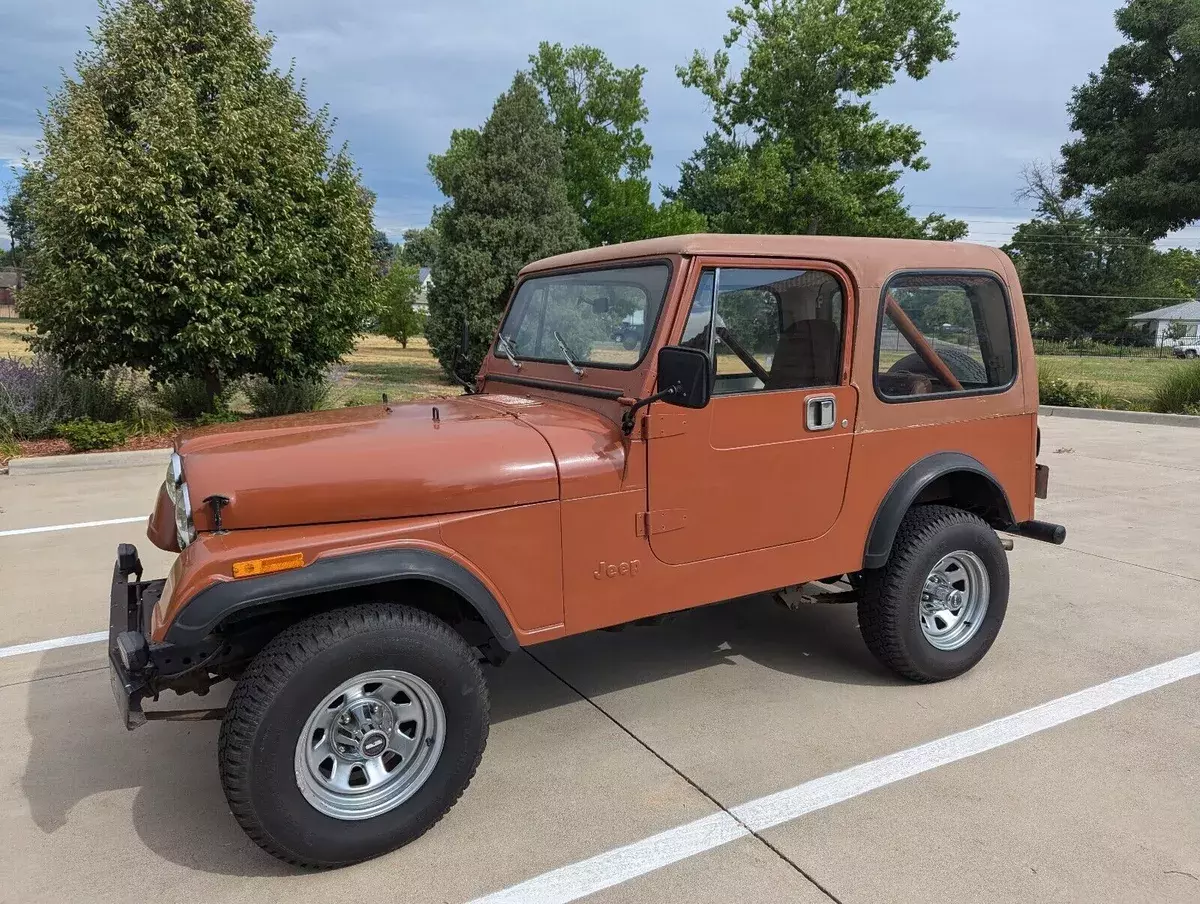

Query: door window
<box><xmin>875</xmin><ymin>273</ymin><xmax>1016</xmax><ymax>400</ymax></box>
<box><xmin>681</xmin><ymin>268</ymin><xmax>844</xmax><ymax>395</ymax></box>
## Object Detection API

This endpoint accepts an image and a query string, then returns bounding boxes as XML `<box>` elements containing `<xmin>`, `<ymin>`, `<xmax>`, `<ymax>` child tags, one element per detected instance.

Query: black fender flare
<box><xmin>863</xmin><ymin>452</ymin><xmax>1015</xmax><ymax>570</ymax></box>
<box><xmin>164</xmin><ymin>547</ymin><xmax>519</xmax><ymax>651</ymax></box>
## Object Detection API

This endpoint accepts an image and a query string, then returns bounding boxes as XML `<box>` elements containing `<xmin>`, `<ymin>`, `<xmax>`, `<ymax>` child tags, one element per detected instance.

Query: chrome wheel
<box><xmin>919</xmin><ymin>550</ymin><xmax>990</xmax><ymax>651</ymax></box>
<box><xmin>294</xmin><ymin>670</ymin><xmax>446</xmax><ymax>820</ymax></box>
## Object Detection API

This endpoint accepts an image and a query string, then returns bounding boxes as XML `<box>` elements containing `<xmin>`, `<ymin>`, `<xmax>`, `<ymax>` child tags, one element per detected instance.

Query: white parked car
<box><xmin>1173</xmin><ymin>337</ymin><xmax>1200</xmax><ymax>359</ymax></box>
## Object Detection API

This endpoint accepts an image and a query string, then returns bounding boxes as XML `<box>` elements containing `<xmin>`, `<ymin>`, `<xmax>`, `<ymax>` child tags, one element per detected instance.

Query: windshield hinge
<box><xmin>635</xmin><ymin>509</ymin><xmax>688</xmax><ymax>537</ymax></box>
<box><xmin>642</xmin><ymin>412</ymin><xmax>690</xmax><ymax>440</ymax></box>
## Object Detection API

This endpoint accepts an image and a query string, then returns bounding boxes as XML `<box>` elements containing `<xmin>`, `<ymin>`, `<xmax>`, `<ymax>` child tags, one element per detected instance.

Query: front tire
<box><xmin>218</xmin><ymin>603</ymin><xmax>489</xmax><ymax>868</ymax></box>
<box><xmin>858</xmin><ymin>505</ymin><xmax>1009</xmax><ymax>682</ymax></box>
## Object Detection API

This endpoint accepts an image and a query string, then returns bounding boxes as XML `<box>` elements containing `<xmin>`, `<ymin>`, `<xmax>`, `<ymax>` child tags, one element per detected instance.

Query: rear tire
<box><xmin>858</xmin><ymin>505</ymin><xmax>1008</xmax><ymax>682</ymax></box>
<box><xmin>889</xmin><ymin>347</ymin><xmax>988</xmax><ymax>384</ymax></box>
<box><xmin>218</xmin><ymin>603</ymin><xmax>489</xmax><ymax>868</ymax></box>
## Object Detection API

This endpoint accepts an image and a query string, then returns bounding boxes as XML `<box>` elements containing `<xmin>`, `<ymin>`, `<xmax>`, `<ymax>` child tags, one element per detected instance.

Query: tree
<box><xmin>1061</xmin><ymin>0</ymin><xmax>1200</xmax><ymax>239</ymax></box>
<box><xmin>1166</xmin><ymin>321</ymin><xmax>1191</xmax><ymax>342</ymax></box>
<box><xmin>1004</xmin><ymin>160</ymin><xmax>1198</xmax><ymax>336</ymax></box>
<box><xmin>371</xmin><ymin>229</ymin><xmax>394</xmax><ymax>261</ymax></box>
<box><xmin>0</xmin><ymin>176</ymin><xmax>34</xmax><ymax>266</ymax></box>
<box><xmin>397</xmin><ymin>225</ymin><xmax>441</xmax><ymax>268</ymax></box>
<box><xmin>425</xmin><ymin>74</ymin><xmax>584</xmax><ymax>378</ymax></box>
<box><xmin>20</xmin><ymin>0</ymin><xmax>376</xmax><ymax>405</ymax></box>
<box><xmin>530</xmin><ymin>42</ymin><xmax>707</xmax><ymax>244</ymax></box>
<box><xmin>375</xmin><ymin>263</ymin><xmax>422</xmax><ymax>348</ymax></box>
<box><xmin>671</xmin><ymin>0</ymin><xmax>966</xmax><ymax>239</ymax></box>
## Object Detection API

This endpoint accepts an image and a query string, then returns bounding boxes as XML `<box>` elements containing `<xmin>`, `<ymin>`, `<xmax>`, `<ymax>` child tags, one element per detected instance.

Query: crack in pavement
<box><xmin>0</xmin><ymin>664</ymin><xmax>107</xmax><ymax>691</ymax></box>
<box><xmin>523</xmin><ymin>648</ymin><xmax>846</xmax><ymax>904</ymax></box>
<box><xmin>1056</xmin><ymin>543</ymin><xmax>1200</xmax><ymax>584</ymax></box>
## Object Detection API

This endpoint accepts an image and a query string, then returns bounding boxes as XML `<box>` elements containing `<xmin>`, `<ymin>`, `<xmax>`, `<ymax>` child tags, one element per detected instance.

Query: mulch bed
<box><xmin>1</xmin><ymin>433</ymin><xmax>173</xmax><ymax>468</ymax></box>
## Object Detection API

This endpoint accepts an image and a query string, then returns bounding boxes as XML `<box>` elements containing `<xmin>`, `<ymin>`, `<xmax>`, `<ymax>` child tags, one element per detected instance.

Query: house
<box><xmin>1127</xmin><ymin>299</ymin><xmax>1200</xmax><ymax>346</ymax></box>
<box><xmin>0</xmin><ymin>269</ymin><xmax>22</xmax><ymax>319</ymax></box>
<box><xmin>414</xmin><ymin>267</ymin><xmax>434</xmax><ymax>314</ymax></box>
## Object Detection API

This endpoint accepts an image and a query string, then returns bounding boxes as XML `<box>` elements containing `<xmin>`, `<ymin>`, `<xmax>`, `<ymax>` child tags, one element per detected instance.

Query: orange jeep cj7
<box><xmin>108</xmin><ymin>234</ymin><xmax>1065</xmax><ymax>867</ymax></box>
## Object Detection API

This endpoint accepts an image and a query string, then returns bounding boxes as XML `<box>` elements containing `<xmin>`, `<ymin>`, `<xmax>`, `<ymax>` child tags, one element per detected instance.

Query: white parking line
<box><xmin>469</xmin><ymin>649</ymin><xmax>1200</xmax><ymax>904</ymax></box>
<box><xmin>0</xmin><ymin>515</ymin><xmax>147</xmax><ymax>538</ymax></box>
<box><xmin>0</xmin><ymin>631</ymin><xmax>108</xmax><ymax>659</ymax></box>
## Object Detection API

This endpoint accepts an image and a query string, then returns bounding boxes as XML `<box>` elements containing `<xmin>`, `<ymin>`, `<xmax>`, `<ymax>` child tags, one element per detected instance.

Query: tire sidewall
<box><xmin>893</xmin><ymin>519</ymin><xmax>1009</xmax><ymax>680</ymax></box>
<box><xmin>244</xmin><ymin>624</ymin><xmax>486</xmax><ymax>865</ymax></box>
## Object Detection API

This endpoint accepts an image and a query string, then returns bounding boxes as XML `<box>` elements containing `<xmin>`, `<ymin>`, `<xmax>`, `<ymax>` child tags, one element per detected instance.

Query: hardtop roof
<box><xmin>519</xmin><ymin>233</ymin><xmax>1014</xmax><ymax>289</ymax></box>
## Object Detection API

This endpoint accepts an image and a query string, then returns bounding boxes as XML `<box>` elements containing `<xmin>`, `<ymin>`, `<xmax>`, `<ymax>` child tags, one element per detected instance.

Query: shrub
<box><xmin>1151</xmin><ymin>362</ymin><xmax>1200</xmax><ymax>414</ymax></box>
<box><xmin>0</xmin><ymin>357</ymin><xmax>62</xmax><ymax>438</ymax></box>
<box><xmin>68</xmin><ymin>367</ymin><xmax>141</xmax><ymax>422</ymax></box>
<box><xmin>56</xmin><ymin>418</ymin><xmax>129</xmax><ymax>452</ymax></box>
<box><xmin>1038</xmin><ymin>372</ymin><xmax>1099</xmax><ymax>408</ymax></box>
<box><xmin>195</xmin><ymin>410</ymin><xmax>242</xmax><ymax>427</ymax></box>
<box><xmin>244</xmin><ymin>376</ymin><xmax>332</xmax><ymax>417</ymax></box>
<box><xmin>0</xmin><ymin>435</ymin><xmax>20</xmax><ymax>462</ymax></box>
<box><xmin>0</xmin><ymin>357</ymin><xmax>140</xmax><ymax>438</ymax></box>
<box><xmin>156</xmin><ymin>377</ymin><xmax>225</xmax><ymax>419</ymax></box>
<box><xmin>129</xmin><ymin>406</ymin><xmax>178</xmax><ymax>436</ymax></box>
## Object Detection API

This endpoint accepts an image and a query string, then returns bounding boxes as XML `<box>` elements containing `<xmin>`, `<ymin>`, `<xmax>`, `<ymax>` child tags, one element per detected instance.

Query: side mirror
<box><xmin>621</xmin><ymin>345</ymin><xmax>712</xmax><ymax>435</ymax></box>
<box><xmin>657</xmin><ymin>345</ymin><xmax>712</xmax><ymax>410</ymax></box>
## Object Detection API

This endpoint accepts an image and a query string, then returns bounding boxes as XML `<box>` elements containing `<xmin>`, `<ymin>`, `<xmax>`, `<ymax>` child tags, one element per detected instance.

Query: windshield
<box><xmin>495</xmin><ymin>264</ymin><xmax>671</xmax><ymax>369</ymax></box>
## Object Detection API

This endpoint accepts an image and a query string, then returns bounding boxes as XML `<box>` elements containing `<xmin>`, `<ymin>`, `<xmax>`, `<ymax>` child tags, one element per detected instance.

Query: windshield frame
<box><xmin>493</xmin><ymin>259</ymin><xmax>675</xmax><ymax>372</ymax></box>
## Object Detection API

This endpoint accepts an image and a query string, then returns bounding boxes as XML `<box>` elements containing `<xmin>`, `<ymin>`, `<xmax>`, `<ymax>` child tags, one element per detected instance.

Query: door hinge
<box><xmin>636</xmin><ymin>508</ymin><xmax>688</xmax><ymax>537</ymax></box>
<box><xmin>642</xmin><ymin>412</ymin><xmax>689</xmax><ymax>439</ymax></box>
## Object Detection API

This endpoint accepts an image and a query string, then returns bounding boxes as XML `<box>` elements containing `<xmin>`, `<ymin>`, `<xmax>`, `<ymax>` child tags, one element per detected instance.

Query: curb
<box><xmin>6</xmin><ymin>447</ymin><xmax>172</xmax><ymax>476</ymax></box>
<box><xmin>1039</xmin><ymin>405</ymin><xmax>1200</xmax><ymax>429</ymax></box>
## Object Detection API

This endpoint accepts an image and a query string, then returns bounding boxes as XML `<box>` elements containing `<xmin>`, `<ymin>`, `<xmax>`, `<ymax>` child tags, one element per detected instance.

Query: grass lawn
<box><xmin>1036</xmin><ymin>355</ymin><xmax>1186</xmax><ymax>409</ymax></box>
<box><xmin>2</xmin><ymin>317</ymin><xmax>1188</xmax><ymax>410</ymax></box>
<box><xmin>0</xmin><ymin>319</ymin><xmax>33</xmax><ymax>359</ymax></box>
<box><xmin>331</xmin><ymin>335</ymin><xmax>457</xmax><ymax>404</ymax></box>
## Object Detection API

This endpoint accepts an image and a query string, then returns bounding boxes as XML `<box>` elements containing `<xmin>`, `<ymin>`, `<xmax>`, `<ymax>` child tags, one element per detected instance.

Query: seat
<box><xmin>765</xmin><ymin>319</ymin><xmax>840</xmax><ymax>390</ymax></box>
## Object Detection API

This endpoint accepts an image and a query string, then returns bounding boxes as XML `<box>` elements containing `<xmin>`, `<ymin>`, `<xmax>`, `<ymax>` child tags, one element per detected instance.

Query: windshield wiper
<box><xmin>497</xmin><ymin>334</ymin><xmax>521</xmax><ymax>370</ymax></box>
<box><xmin>553</xmin><ymin>331</ymin><xmax>585</xmax><ymax>376</ymax></box>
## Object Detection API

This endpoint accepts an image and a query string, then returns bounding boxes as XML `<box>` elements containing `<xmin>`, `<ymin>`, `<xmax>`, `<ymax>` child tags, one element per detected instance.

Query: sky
<box><xmin>2</xmin><ymin>0</ymin><xmax>1199</xmax><ymax>250</ymax></box>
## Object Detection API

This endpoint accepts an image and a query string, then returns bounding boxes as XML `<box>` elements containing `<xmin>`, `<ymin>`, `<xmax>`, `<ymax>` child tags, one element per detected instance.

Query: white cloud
<box><xmin>5</xmin><ymin>0</ymin><xmax>1191</xmax><ymax>243</ymax></box>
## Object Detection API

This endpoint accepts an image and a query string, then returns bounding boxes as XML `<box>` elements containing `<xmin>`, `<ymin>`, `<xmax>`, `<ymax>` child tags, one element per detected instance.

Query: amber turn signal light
<box><xmin>232</xmin><ymin>552</ymin><xmax>305</xmax><ymax>579</ymax></box>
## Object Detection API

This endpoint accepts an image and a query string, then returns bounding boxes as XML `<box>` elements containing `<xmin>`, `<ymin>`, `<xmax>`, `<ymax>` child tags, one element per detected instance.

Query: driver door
<box><xmin>645</xmin><ymin>260</ymin><xmax>858</xmax><ymax>566</ymax></box>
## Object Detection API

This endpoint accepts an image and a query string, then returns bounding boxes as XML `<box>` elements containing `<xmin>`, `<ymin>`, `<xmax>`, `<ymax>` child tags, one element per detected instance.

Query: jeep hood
<box><xmin>174</xmin><ymin>397</ymin><xmax>560</xmax><ymax>532</ymax></box>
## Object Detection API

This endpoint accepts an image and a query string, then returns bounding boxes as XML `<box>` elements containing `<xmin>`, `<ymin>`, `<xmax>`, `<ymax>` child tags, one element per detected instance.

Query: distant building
<box><xmin>0</xmin><ymin>269</ymin><xmax>22</xmax><ymax>319</ymax></box>
<box><xmin>1127</xmin><ymin>299</ymin><xmax>1200</xmax><ymax>346</ymax></box>
<box><xmin>414</xmin><ymin>267</ymin><xmax>434</xmax><ymax>314</ymax></box>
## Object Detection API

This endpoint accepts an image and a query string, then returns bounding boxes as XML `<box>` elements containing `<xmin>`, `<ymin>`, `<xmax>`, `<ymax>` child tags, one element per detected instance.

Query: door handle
<box><xmin>805</xmin><ymin>395</ymin><xmax>836</xmax><ymax>431</ymax></box>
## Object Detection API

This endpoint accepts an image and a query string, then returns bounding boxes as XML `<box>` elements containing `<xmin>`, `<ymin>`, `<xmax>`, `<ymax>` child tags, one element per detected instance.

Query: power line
<box><xmin>1022</xmin><ymin>292</ymin><xmax>1200</xmax><ymax>301</ymax></box>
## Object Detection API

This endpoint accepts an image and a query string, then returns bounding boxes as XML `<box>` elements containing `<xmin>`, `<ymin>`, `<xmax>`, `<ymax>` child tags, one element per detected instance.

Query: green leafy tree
<box><xmin>20</xmin><ymin>0</ymin><xmax>376</xmax><ymax>406</ymax></box>
<box><xmin>1005</xmin><ymin>161</ymin><xmax>1196</xmax><ymax>336</ymax></box>
<box><xmin>371</xmin><ymin>229</ymin><xmax>394</xmax><ymax>261</ymax></box>
<box><xmin>397</xmin><ymin>225</ymin><xmax>441</xmax><ymax>268</ymax></box>
<box><xmin>425</xmin><ymin>73</ymin><xmax>584</xmax><ymax>378</ymax></box>
<box><xmin>530</xmin><ymin>42</ymin><xmax>707</xmax><ymax>244</ymax></box>
<box><xmin>670</xmin><ymin>0</ymin><xmax>966</xmax><ymax>239</ymax></box>
<box><xmin>1166</xmin><ymin>321</ymin><xmax>1192</xmax><ymax>342</ymax></box>
<box><xmin>1061</xmin><ymin>0</ymin><xmax>1200</xmax><ymax>239</ymax></box>
<box><xmin>1</xmin><ymin>177</ymin><xmax>34</xmax><ymax>266</ymax></box>
<box><xmin>375</xmin><ymin>263</ymin><xmax>423</xmax><ymax>349</ymax></box>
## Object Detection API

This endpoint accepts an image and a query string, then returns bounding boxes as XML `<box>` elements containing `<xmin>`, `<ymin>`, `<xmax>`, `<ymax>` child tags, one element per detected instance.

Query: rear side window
<box><xmin>875</xmin><ymin>273</ymin><xmax>1016</xmax><ymax>400</ymax></box>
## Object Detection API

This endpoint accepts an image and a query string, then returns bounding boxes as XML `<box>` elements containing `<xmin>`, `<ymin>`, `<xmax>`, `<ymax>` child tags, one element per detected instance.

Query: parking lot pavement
<box><xmin>0</xmin><ymin>415</ymin><xmax>1197</xmax><ymax>903</ymax></box>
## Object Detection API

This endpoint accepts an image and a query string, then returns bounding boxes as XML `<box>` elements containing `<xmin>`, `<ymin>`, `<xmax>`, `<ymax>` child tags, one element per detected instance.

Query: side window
<box><xmin>875</xmin><ymin>273</ymin><xmax>1016</xmax><ymax>400</ymax></box>
<box><xmin>681</xmin><ymin>268</ymin><xmax>844</xmax><ymax>395</ymax></box>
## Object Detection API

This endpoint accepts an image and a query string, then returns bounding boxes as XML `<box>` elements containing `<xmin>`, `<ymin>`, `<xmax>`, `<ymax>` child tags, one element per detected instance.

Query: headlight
<box><xmin>165</xmin><ymin>452</ymin><xmax>196</xmax><ymax>548</ymax></box>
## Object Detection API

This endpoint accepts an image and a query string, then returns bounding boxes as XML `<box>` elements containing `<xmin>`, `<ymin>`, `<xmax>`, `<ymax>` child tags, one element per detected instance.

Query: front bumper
<box><xmin>108</xmin><ymin>544</ymin><xmax>165</xmax><ymax>729</ymax></box>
